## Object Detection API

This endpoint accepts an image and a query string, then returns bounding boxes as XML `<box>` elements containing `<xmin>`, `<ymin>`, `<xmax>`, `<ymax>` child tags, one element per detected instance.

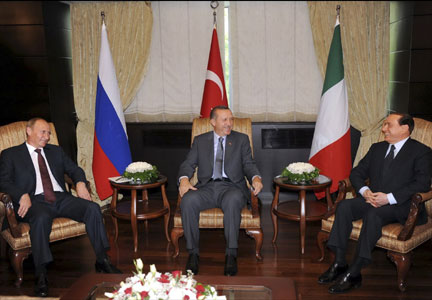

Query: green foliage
<box><xmin>281</xmin><ymin>167</ymin><xmax>320</xmax><ymax>183</ymax></box>
<box><xmin>123</xmin><ymin>166</ymin><xmax>159</xmax><ymax>183</ymax></box>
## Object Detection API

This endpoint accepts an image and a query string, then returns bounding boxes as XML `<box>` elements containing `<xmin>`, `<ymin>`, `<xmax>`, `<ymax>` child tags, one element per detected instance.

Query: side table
<box><xmin>271</xmin><ymin>174</ymin><xmax>333</xmax><ymax>254</ymax></box>
<box><xmin>110</xmin><ymin>175</ymin><xmax>170</xmax><ymax>252</ymax></box>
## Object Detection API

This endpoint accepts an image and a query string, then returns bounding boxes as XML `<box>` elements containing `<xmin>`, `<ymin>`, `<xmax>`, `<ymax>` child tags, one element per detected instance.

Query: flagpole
<box><xmin>210</xmin><ymin>1</ymin><xmax>219</xmax><ymax>27</ymax></box>
<box><xmin>101</xmin><ymin>11</ymin><xmax>105</xmax><ymax>23</ymax></box>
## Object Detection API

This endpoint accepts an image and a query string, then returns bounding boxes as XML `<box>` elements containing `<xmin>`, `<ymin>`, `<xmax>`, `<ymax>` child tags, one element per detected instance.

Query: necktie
<box><xmin>35</xmin><ymin>149</ymin><xmax>56</xmax><ymax>203</ymax></box>
<box><xmin>382</xmin><ymin>145</ymin><xmax>395</xmax><ymax>178</ymax></box>
<box><xmin>214</xmin><ymin>137</ymin><xmax>224</xmax><ymax>179</ymax></box>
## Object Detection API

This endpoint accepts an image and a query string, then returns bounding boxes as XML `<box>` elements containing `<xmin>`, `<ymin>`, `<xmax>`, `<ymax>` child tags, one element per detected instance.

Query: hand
<box><xmin>365</xmin><ymin>192</ymin><xmax>389</xmax><ymax>208</ymax></box>
<box><xmin>363</xmin><ymin>188</ymin><xmax>374</xmax><ymax>202</ymax></box>
<box><xmin>76</xmin><ymin>181</ymin><xmax>92</xmax><ymax>201</ymax></box>
<box><xmin>18</xmin><ymin>193</ymin><xmax>32</xmax><ymax>218</ymax></box>
<box><xmin>179</xmin><ymin>177</ymin><xmax>197</xmax><ymax>198</ymax></box>
<box><xmin>251</xmin><ymin>176</ymin><xmax>263</xmax><ymax>196</ymax></box>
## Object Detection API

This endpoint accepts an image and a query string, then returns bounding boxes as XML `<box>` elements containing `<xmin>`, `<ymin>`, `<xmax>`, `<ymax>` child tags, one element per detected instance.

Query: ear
<box><xmin>26</xmin><ymin>126</ymin><xmax>32</xmax><ymax>136</ymax></box>
<box><xmin>210</xmin><ymin>118</ymin><xmax>216</xmax><ymax>127</ymax></box>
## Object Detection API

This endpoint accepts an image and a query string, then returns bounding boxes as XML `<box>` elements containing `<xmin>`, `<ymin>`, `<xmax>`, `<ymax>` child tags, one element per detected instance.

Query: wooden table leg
<box><xmin>131</xmin><ymin>189</ymin><xmax>138</xmax><ymax>252</ymax></box>
<box><xmin>111</xmin><ymin>188</ymin><xmax>119</xmax><ymax>241</ymax></box>
<box><xmin>299</xmin><ymin>189</ymin><xmax>306</xmax><ymax>254</ymax></box>
<box><xmin>161</xmin><ymin>184</ymin><xmax>171</xmax><ymax>242</ymax></box>
<box><xmin>271</xmin><ymin>186</ymin><xmax>280</xmax><ymax>243</ymax></box>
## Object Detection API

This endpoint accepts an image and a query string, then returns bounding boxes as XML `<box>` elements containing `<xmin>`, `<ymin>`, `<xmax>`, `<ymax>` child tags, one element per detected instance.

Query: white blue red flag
<box><xmin>92</xmin><ymin>21</ymin><xmax>132</xmax><ymax>200</ymax></box>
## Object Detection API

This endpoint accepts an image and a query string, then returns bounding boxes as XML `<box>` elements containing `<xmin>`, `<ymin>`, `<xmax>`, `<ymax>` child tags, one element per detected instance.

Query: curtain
<box><xmin>125</xmin><ymin>1</ymin><xmax>322</xmax><ymax>122</ymax></box>
<box><xmin>229</xmin><ymin>1</ymin><xmax>323</xmax><ymax>121</ymax></box>
<box><xmin>125</xmin><ymin>1</ymin><xmax>225</xmax><ymax>122</ymax></box>
<box><xmin>71</xmin><ymin>1</ymin><xmax>153</xmax><ymax>204</ymax></box>
<box><xmin>308</xmin><ymin>1</ymin><xmax>390</xmax><ymax>165</ymax></box>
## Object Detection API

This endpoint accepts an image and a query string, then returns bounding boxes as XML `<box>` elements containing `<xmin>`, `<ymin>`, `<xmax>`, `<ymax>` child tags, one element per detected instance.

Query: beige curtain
<box><xmin>71</xmin><ymin>2</ymin><xmax>153</xmax><ymax>204</ymax></box>
<box><xmin>308</xmin><ymin>1</ymin><xmax>389</xmax><ymax>166</ymax></box>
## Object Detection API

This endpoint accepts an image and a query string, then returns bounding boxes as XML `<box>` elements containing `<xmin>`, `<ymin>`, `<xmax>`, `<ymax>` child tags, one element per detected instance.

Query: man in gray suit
<box><xmin>178</xmin><ymin>106</ymin><xmax>263</xmax><ymax>276</ymax></box>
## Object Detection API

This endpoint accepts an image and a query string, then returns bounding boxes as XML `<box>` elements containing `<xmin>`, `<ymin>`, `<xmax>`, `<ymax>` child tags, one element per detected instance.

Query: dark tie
<box><xmin>35</xmin><ymin>149</ymin><xmax>56</xmax><ymax>203</ymax></box>
<box><xmin>214</xmin><ymin>137</ymin><xmax>224</xmax><ymax>179</ymax></box>
<box><xmin>382</xmin><ymin>145</ymin><xmax>395</xmax><ymax>178</ymax></box>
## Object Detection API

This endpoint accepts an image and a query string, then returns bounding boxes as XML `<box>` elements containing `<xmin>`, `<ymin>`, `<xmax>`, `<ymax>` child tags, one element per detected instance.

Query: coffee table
<box><xmin>60</xmin><ymin>273</ymin><xmax>297</xmax><ymax>300</ymax></box>
<box><xmin>110</xmin><ymin>175</ymin><xmax>170</xmax><ymax>252</ymax></box>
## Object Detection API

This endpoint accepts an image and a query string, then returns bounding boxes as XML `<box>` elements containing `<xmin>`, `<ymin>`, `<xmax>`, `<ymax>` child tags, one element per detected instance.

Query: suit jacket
<box><xmin>350</xmin><ymin>138</ymin><xmax>432</xmax><ymax>223</ymax></box>
<box><xmin>178</xmin><ymin>130</ymin><xmax>261</xmax><ymax>200</ymax></box>
<box><xmin>0</xmin><ymin>142</ymin><xmax>87</xmax><ymax>207</ymax></box>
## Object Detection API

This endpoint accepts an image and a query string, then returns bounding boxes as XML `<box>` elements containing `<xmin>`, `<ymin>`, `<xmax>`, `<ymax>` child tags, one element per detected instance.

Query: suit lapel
<box><xmin>225</xmin><ymin>133</ymin><xmax>234</xmax><ymax>172</ymax></box>
<box><xmin>18</xmin><ymin>143</ymin><xmax>37</xmax><ymax>192</ymax></box>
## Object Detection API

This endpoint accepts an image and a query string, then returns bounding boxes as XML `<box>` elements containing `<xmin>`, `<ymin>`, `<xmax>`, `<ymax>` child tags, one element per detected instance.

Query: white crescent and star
<box><xmin>205</xmin><ymin>70</ymin><xmax>224</xmax><ymax>101</ymax></box>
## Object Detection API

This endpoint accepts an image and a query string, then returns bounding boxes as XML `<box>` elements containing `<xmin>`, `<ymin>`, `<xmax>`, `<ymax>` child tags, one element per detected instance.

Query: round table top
<box><xmin>273</xmin><ymin>174</ymin><xmax>332</xmax><ymax>190</ymax></box>
<box><xmin>109</xmin><ymin>174</ymin><xmax>167</xmax><ymax>189</ymax></box>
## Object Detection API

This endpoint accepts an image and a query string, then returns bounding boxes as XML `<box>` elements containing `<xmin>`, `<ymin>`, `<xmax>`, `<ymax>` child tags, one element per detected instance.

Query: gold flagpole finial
<box><xmin>210</xmin><ymin>1</ymin><xmax>219</xmax><ymax>26</ymax></box>
<box><xmin>336</xmin><ymin>5</ymin><xmax>341</xmax><ymax>17</ymax></box>
<box><xmin>101</xmin><ymin>11</ymin><xmax>105</xmax><ymax>23</ymax></box>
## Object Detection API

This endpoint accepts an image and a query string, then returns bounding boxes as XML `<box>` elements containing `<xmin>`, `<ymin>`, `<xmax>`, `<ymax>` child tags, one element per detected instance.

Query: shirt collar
<box><xmin>389</xmin><ymin>137</ymin><xmax>409</xmax><ymax>156</ymax></box>
<box><xmin>26</xmin><ymin>142</ymin><xmax>42</xmax><ymax>155</ymax></box>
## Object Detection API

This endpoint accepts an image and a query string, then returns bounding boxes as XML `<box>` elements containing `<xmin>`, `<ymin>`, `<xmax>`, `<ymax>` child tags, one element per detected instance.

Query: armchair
<box><xmin>0</xmin><ymin>121</ymin><xmax>88</xmax><ymax>287</ymax></box>
<box><xmin>170</xmin><ymin>117</ymin><xmax>263</xmax><ymax>260</ymax></box>
<box><xmin>317</xmin><ymin>117</ymin><xmax>432</xmax><ymax>292</ymax></box>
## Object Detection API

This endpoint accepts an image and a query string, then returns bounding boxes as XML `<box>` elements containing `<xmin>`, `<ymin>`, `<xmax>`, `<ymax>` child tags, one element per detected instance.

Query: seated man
<box><xmin>318</xmin><ymin>113</ymin><xmax>432</xmax><ymax>294</ymax></box>
<box><xmin>178</xmin><ymin>106</ymin><xmax>263</xmax><ymax>276</ymax></box>
<box><xmin>0</xmin><ymin>118</ymin><xmax>121</xmax><ymax>297</ymax></box>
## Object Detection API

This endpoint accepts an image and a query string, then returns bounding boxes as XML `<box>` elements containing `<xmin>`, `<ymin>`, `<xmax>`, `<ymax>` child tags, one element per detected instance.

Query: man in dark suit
<box><xmin>0</xmin><ymin>118</ymin><xmax>121</xmax><ymax>297</ymax></box>
<box><xmin>178</xmin><ymin>106</ymin><xmax>263</xmax><ymax>276</ymax></box>
<box><xmin>318</xmin><ymin>113</ymin><xmax>432</xmax><ymax>293</ymax></box>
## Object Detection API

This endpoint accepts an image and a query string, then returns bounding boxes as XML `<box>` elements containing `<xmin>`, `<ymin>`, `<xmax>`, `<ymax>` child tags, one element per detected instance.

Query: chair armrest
<box><xmin>398</xmin><ymin>189</ymin><xmax>432</xmax><ymax>241</ymax></box>
<box><xmin>250</xmin><ymin>191</ymin><xmax>260</xmax><ymax>217</ymax></box>
<box><xmin>0</xmin><ymin>192</ymin><xmax>21</xmax><ymax>238</ymax></box>
<box><xmin>64</xmin><ymin>175</ymin><xmax>92</xmax><ymax>196</ymax></box>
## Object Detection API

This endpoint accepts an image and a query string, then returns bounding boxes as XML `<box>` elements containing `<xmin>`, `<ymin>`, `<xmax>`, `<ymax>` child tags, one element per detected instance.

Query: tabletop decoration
<box><xmin>104</xmin><ymin>259</ymin><xmax>226</xmax><ymax>300</ymax></box>
<box><xmin>281</xmin><ymin>162</ymin><xmax>319</xmax><ymax>184</ymax></box>
<box><xmin>123</xmin><ymin>161</ymin><xmax>159</xmax><ymax>184</ymax></box>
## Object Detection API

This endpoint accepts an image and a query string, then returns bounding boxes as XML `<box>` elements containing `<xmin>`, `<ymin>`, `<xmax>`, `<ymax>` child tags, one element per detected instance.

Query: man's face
<box><xmin>210</xmin><ymin>109</ymin><xmax>233</xmax><ymax>137</ymax></box>
<box><xmin>381</xmin><ymin>114</ymin><xmax>410</xmax><ymax>144</ymax></box>
<box><xmin>26</xmin><ymin>120</ymin><xmax>51</xmax><ymax>148</ymax></box>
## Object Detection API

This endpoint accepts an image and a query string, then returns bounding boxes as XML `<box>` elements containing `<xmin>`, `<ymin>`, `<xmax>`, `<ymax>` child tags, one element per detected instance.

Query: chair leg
<box><xmin>9</xmin><ymin>247</ymin><xmax>31</xmax><ymax>288</ymax></box>
<box><xmin>0</xmin><ymin>235</ymin><xmax>7</xmax><ymax>258</ymax></box>
<box><xmin>317</xmin><ymin>230</ymin><xmax>329</xmax><ymax>262</ymax></box>
<box><xmin>170</xmin><ymin>227</ymin><xmax>184</xmax><ymax>258</ymax></box>
<box><xmin>387</xmin><ymin>250</ymin><xmax>411</xmax><ymax>292</ymax></box>
<box><xmin>246</xmin><ymin>228</ymin><xmax>263</xmax><ymax>261</ymax></box>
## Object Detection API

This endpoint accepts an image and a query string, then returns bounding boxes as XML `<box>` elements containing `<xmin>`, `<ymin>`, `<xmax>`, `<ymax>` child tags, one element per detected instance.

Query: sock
<box><xmin>334</xmin><ymin>247</ymin><xmax>347</xmax><ymax>265</ymax></box>
<box><xmin>188</xmin><ymin>248</ymin><xmax>199</xmax><ymax>255</ymax></box>
<box><xmin>225</xmin><ymin>248</ymin><xmax>237</xmax><ymax>257</ymax></box>
<box><xmin>96</xmin><ymin>252</ymin><xmax>108</xmax><ymax>264</ymax></box>
<box><xmin>348</xmin><ymin>256</ymin><xmax>369</xmax><ymax>276</ymax></box>
<box><xmin>35</xmin><ymin>263</ymin><xmax>47</xmax><ymax>276</ymax></box>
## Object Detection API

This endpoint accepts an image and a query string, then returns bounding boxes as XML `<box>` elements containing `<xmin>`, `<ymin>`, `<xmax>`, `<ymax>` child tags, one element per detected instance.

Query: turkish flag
<box><xmin>200</xmin><ymin>27</ymin><xmax>228</xmax><ymax>118</ymax></box>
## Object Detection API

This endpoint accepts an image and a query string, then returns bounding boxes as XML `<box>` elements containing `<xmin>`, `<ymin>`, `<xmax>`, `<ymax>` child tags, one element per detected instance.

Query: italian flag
<box><xmin>309</xmin><ymin>16</ymin><xmax>352</xmax><ymax>199</ymax></box>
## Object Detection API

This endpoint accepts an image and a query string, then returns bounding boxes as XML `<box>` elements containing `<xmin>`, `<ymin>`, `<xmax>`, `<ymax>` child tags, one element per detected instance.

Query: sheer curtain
<box><xmin>125</xmin><ymin>1</ymin><xmax>322</xmax><ymax>122</ymax></box>
<box><xmin>125</xmin><ymin>1</ymin><xmax>225</xmax><ymax>122</ymax></box>
<box><xmin>229</xmin><ymin>1</ymin><xmax>322</xmax><ymax>121</ymax></box>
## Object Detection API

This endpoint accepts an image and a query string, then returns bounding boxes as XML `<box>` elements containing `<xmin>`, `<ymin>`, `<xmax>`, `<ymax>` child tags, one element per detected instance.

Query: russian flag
<box><xmin>92</xmin><ymin>21</ymin><xmax>132</xmax><ymax>200</ymax></box>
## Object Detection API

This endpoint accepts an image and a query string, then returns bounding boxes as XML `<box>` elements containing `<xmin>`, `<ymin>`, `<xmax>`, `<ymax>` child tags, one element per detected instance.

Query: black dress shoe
<box><xmin>34</xmin><ymin>272</ymin><xmax>48</xmax><ymax>297</ymax></box>
<box><xmin>95</xmin><ymin>258</ymin><xmax>122</xmax><ymax>273</ymax></box>
<box><xmin>328</xmin><ymin>272</ymin><xmax>362</xmax><ymax>294</ymax></box>
<box><xmin>186</xmin><ymin>253</ymin><xmax>200</xmax><ymax>275</ymax></box>
<box><xmin>224</xmin><ymin>255</ymin><xmax>238</xmax><ymax>276</ymax></box>
<box><xmin>318</xmin><ymin>262</ymin><xmax>348</xmax><ymax>284</ymax></box>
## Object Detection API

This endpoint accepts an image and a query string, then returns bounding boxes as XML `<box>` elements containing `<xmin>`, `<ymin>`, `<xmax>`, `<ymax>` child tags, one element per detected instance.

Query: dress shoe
<box><xmin>224</xmin><ymin>255</ymin><xmax>238</xmax><ymax>276</ymax></box>
<box><xmin>186</xmin><ymin>253</ymin><xmax>200</xmax><ymax>275</ymax></box>
<box><xmin>317</xmin><ymin>262</ymin><xmax>348</xmax><ymax>284</ymax></box>
<box><xmin>95</xmin><ymin>258</ymin><xmax>122</xmax><ymax>273</ymax></box>
<box><xmin>34</xmin><ymin>272</ymin><xmax>48</xmax><ymax>297</ymax></box>
<box><xmin>328</xmin><ymin>272</ymin><xmax>362</xmax><ymax>294</ymax></box>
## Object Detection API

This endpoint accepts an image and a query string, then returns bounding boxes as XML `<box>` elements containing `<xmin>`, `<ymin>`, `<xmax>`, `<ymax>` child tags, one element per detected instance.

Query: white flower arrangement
<box><xmin>104</xmin><ymin>260</ymin><xmax>226</xmax><ymax>300</ymax></box>
<box><xmin>281</xmin><ymin>162</ymin><xmax>319</xmax><ymax>183</ymax></box>
<box><xmin>123</xmin><ymin>162</ymin><xmax>159</xmax><ymax>183</ymax></box>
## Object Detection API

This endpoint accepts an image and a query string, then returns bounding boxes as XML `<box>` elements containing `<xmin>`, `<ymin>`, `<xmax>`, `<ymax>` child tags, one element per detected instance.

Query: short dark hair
<box><xmin>391</xmin><ymin>113</ymin><xmax>414</xmax><ymax>134</ymax></box>
<box><xmin>26</xmin><ymin>117</ymin><xmax>46</xmax><ymax>129</ymax></box>
<box><xmin>210</xmin><ymin>105</ymin><xmax>230</xmax><ymax>120</ymax></box>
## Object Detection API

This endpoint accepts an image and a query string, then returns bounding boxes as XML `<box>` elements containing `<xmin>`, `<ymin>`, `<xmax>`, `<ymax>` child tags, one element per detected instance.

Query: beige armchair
<box><xmin>170</xmin><ymin>117</ymin><xmax>263</xmax><ymax>260</ymax></box>
<box><xmin>317</xmin><ymin>117</ymin><xmax>432</xmax><ymax>292</ymax></box>
<box><xmin>0</xmin><ymin>121</ymin><xmax>88</xmax><ymax>287</ymax></box>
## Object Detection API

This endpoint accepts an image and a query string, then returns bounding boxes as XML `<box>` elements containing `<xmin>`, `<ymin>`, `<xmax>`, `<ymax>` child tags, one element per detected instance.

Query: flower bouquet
<box><xmin>104</xmin><ymin>259</ymin><xmax>226</xmax><ymax>300</ymax></box>
<box><xmin>281</xmin><ymin>162</ymin><xmax>319</xmax><ymax>184</ymax></box>
<box><xmin>123</xmin><ymin>162</ymin><xmax>159</xmax><ymax>184</ymax></box>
